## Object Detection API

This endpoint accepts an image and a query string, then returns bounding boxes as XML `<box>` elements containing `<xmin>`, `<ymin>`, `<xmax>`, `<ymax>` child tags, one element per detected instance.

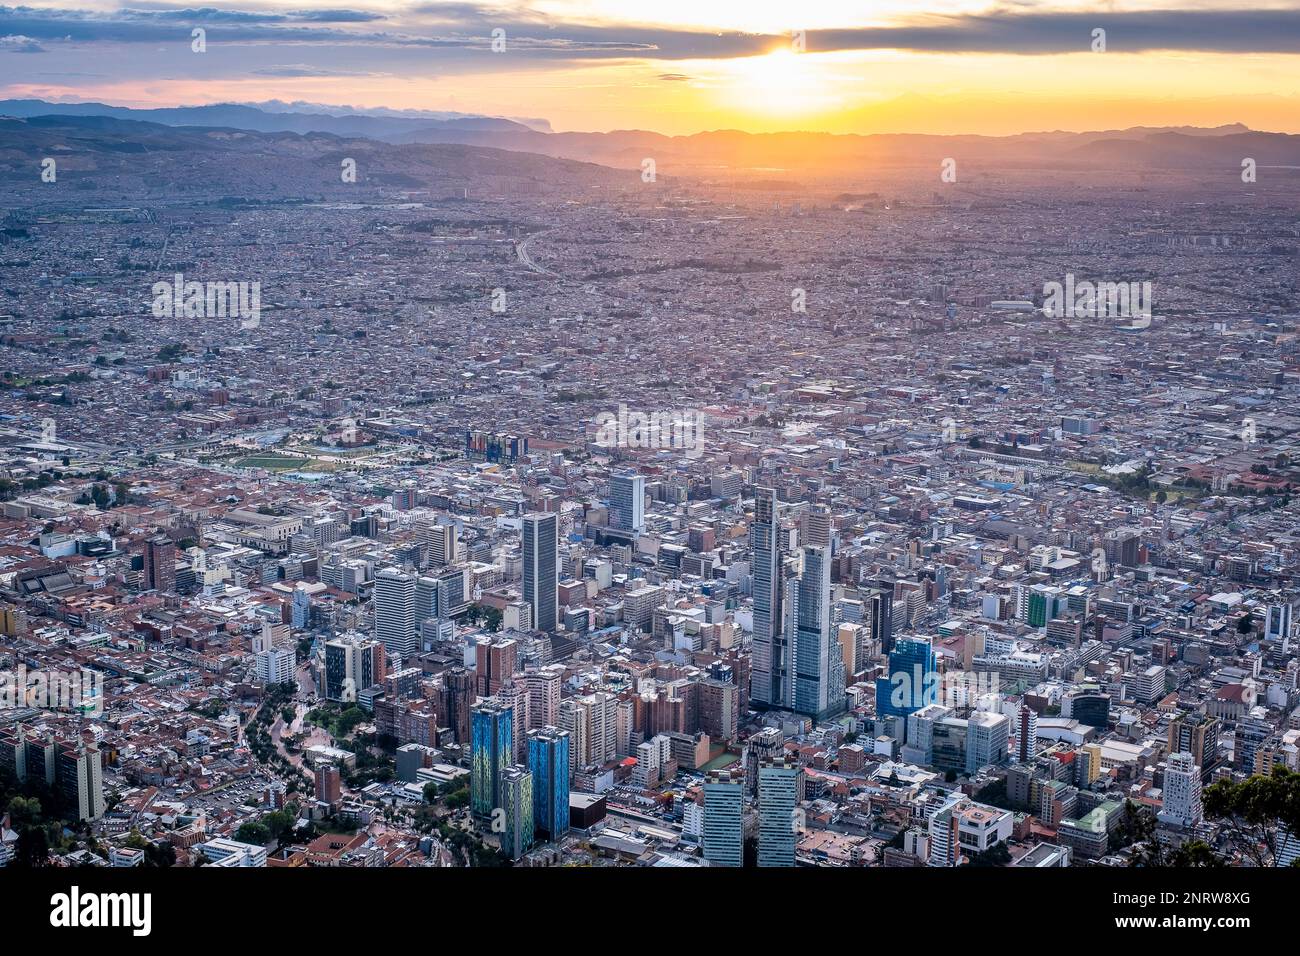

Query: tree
<box><xmin>965</xmin><ymin>841</ymin><xmax>1011</xmax><ymax>867</ymax></box>
<box><xmin>16</xmin><ymin>825</ymin><xmax>49</xmax><ymax>867</ymax></box>
<box><xmin>235</xmin><ymin>821</ymin><xmax>271</xmax><ymax>845</ymax></box>
<box><xmin>1202</xmin><ymin>767</ymin><xmax>1300</xmax><ymax>866</ymax></box>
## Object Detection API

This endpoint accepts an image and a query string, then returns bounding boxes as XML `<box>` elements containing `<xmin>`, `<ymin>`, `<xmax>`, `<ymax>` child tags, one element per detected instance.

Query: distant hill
<box><xmin>0</xmin><ymin>99</ymin><xmax>539</xmax><ymax>140</ymax></box>
<box><xmin>0</xmin><ymin>114</ymin><xmax>638</xmax><ymax>197</ymax></box>
<box><xmin>2</xmin><ymin>100</ymin><xmax>1296</xmax><ymax>175</ymax></box>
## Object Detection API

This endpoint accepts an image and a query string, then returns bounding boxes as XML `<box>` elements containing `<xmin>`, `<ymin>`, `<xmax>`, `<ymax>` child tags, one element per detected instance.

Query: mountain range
<box><xmin>3</xmin><ymin>100</ymin><xmax>1300</xmax><ymax>176</ymax></box>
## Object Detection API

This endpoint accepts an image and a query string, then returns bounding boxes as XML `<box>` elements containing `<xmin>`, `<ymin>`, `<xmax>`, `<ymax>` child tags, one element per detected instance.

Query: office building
<box><xmin>794</xmin><ymin>544</ymin><xmax>840</xmax><ymax>720</ymax></box>
<box><xmin>142</xmin><ymin>534</ymin><xmax>175</xmax><ymax>593</ymax></box>
<box><xmin>323</xmin><ymin>634</ymin><xmax>385</xmax><ymax>702</ymax></box>
<box><xmin>702</xmin><ymin>770</ymin><xmax>743</xmax><ymax>867</ymax></box>
<box><xmin>750</xmin><ymin>487</ymin><xmax>787</xmax><ymax>709</ymax></box>
<box><xmin>609</xmin><ymin>471</ymin><xmax>646</xmax><ymax>534</ymax></box>
<box><xmin>757</xmin><ymin>758</ymin><xmax>800</xmax><ymax>867</ymax></box>
<box><xmin>522</xmin><ymin>513</ymin><xmax>558</xmax><ymax>633</ymax></box>
<box><xmin>374</xmin><ymin>566</ymin><xmax>417</xmax><ymax>661</ymax></box>
<box><xmin>876</xmin><ymin>638</ymin><xmax>937</xmax><ymax>720</ymax></box>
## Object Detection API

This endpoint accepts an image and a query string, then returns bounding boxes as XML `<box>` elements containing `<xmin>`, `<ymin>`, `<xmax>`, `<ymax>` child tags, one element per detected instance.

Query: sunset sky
<box><xmin>2</xmin><ymin>1</ymin><xmax>1299</xmax><ymax>135</ymax></box>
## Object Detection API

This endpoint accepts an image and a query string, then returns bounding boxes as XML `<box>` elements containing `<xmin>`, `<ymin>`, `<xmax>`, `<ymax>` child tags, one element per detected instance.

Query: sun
<box><xmin>717</xmin><ymin>47</ymin><xmax>842</xmax><ymax>120</ymax></box>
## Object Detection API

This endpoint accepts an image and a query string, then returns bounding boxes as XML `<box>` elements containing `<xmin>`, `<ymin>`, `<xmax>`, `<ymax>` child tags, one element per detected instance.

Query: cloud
<box><xmin>251</xmin><ymin>64</ymin><xmax>380</xmax><ymax>76</ymax></box>
<box><xmin>0</xmin><ymin>31</ymin><xmax>44</xmax><ymax>51</ymax></box>
<box><xmin>3</xmin><ymin>5</ymin><xmax>1300</xmax><ymax>59</ymax></box>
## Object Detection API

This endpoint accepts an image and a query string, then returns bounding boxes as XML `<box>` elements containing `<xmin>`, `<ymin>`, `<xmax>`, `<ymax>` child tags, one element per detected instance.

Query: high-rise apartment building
<box><xmin>1158</xmin><ymin>751</ymin><xmax>1203</xmax><ymax>828</ymax></box>
<box><xmin>57</xmin><ymin>741</ymin><xmax>105</xmax><ymax>822</ymax></box>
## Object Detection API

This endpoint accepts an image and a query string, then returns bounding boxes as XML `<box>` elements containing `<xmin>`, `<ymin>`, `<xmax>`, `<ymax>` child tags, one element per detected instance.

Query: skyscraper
<box><xmin>757</xmin><ymin>758</ymin><xmax>800</xmax><ymax>867</ymax></box>
<box><xmin>869</xmin><ymin>588</ymin><xmax>894</xmax><ymax>654</ymax></box>
<box><xmin>522</xmin><ymin>512</ymin><xmax>558</xmax><ymax>633</ymax></box>
<box><xmin>750</xmin><ymin>488</ymin><xmax>785</xmax><ymax>709</ymax></box>
<box><xmin>608</xmin><ymin>471</ymin><xmax>646</xmax><ymax>534</ymax></box>
<box><xmin>424</xmin><ymin>521</ymin><xmax>458</xmax><ymax>567</ymax></box>
<box><xmin>499</xmin><ymin>765</ymin><xmax>535</xmax><ymax>860</ymax></box>
<box><xmin>702</xmin><ymin>770</ymin><xmax>743</xmax><ymax>867</ymax></box>
<box><xmin>876</xmin><ymin>637</ymin><xmax>937</xmax><ymax>719</ymax></box>
<box><xmin>794</xmin><ymin>544</ymin><xmax>838</xmax><ymax>720</ymax></box>
<box><xmin>142</xmin><ymin>534</ymin><xmax>175</xmax><ymax>592</ymax></box>
<box><xmin>374</xmin><ymin>567</ymin><xmax>416</xmax><ymax>662</ymax></box>
<box><xmin>414</xmin><ymin>574</ymin><xmax>440</xmax><ymax>629</ymax></box>
<box><xmin>528</xmin><ymin>726</ymin><xmax>571</xmax><ymax>841</ymax></box>
<box><xmin>471</xmin><ymin>698</ymin><xmax>513</xmax><ymax>820</ymax></box>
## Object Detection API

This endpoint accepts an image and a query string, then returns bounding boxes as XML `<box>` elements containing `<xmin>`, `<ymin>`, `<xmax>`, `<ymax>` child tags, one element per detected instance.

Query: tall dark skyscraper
<box><xmin>522</xmin><ymin>512</ymin><xmax>558</xmax><ymax>633</ymax></box>
<box><xmin>142</xmin><ymin>534</ymin><xmax>175</xmax><ymax>592</ymax></box>
<box><xmin>750</xmin><ymin>488</ymin><xmax>785</xmax><ymax>708</ymax></box>
<box><xmin>794</xmin><ymin>544</ymin><xmax>837</xmax><ymax>720</ymax></box>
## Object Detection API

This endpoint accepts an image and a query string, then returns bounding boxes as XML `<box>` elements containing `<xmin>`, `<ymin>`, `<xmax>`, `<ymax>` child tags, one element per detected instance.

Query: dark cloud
<box><xmin>3</xmin><ymin>5</ymin><xmax>1300</xmax><ymax>57</ymax></box>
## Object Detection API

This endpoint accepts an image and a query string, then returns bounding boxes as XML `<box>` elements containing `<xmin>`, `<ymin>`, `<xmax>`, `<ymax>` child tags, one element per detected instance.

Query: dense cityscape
<box><xmin>2</xmin><ymin>8</ymin><xmax>1300</xmax><ymax>905</ymax></box>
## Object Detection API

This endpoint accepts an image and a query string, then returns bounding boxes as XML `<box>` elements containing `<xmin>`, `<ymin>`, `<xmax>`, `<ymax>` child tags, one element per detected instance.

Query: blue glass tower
<box><xmin>875</xmin><ymin>637</ymin><xmax>938</xmax><ymax>719</ymax></box>
<box><xmin>527</xmin><ymin>726</ymin><xmax>570</xmax><ymax>840</ymax></box>
<box><xmin>471</xmin><ymin>698</ymin><xmax>513</xmax><ymax>820</ymax></box>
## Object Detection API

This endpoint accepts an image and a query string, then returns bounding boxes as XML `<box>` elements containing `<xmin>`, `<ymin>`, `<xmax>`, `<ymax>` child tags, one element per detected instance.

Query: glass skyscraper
<box><xmin>471</xmin><ymin>698</ymin><xmax>513</xmax><ymax>820</ymax></box>
<box><xmin>750</xmin><ymin>488</ymin><xmax>784</xmax><ymax>708</ymax></box>
<box><xmin>702</xmin><ymin>770</ymin><xmax>743</xmax><ymax>867</ymax></box>
<box><xmin>794</xmin><ymin>544</ymin><xmax>836</xmax><ymax>720</ymax></box>
<box><xmin>757</xmin><ymin>759</ymin><xmax>800</xmax><ymax>867</ymax></box>
<box><xmin>500</xmin><ymin>764</ymin><xmax>534</xmax><ymax>860</ymax></box>
<box><xmin>875</xmin><ymin>637</ymin><xmax>938</xmax><ymax>719</ymax></box>
<box><xmin>527</xmin><ymin>726</ymin><xmax>570</xmax><ymax>841</ymax></box>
